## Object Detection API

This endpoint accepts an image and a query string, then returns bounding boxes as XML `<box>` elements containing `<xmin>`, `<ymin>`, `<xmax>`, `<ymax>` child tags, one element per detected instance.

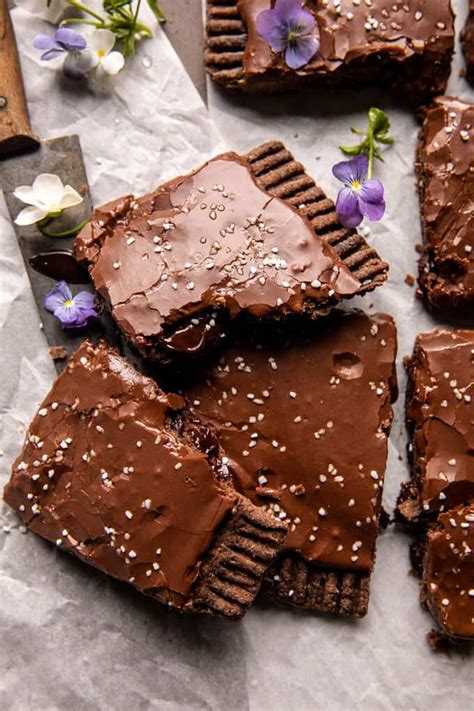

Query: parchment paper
<box><xmin>1</xmin><ymin>2</ymin><xmax>473</xmax><ymax>709</ymax></box>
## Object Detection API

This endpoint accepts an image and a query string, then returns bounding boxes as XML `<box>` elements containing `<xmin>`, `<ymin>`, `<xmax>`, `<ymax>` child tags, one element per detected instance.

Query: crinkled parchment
<box><xmin>1</xmin><ymin>2</ymin><xmax>473</xmax><ymax>709</ymax></box>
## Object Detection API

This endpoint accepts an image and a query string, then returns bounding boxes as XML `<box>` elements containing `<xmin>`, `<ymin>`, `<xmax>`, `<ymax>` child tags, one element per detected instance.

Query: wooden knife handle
<box><xmin>0</xmin><ymin>0</ymin><xmax>39</xmax><ymax>158</ymax></box>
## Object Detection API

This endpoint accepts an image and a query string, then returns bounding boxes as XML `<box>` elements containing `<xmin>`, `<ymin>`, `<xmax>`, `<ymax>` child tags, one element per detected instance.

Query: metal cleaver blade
<box><xmin>1</xmin><ymin>135</ymin><xmax>126</xmax><ymax>372</ymax></box>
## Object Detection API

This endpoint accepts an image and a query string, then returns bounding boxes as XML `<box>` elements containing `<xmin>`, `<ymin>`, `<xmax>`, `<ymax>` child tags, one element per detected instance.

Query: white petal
<box><xmin>88</xmin><ymin>29</ymin><xmax>116</xmax><ymax>54</ymax></box>
<box><xmin>15</xmin><ymin>0</ymin><xmax>45</xmax><ymax>13</ymax></box>
<box><xmin>13</xmin><ymin>185</ymin><xmax>41</xmax><ymax>207</ymax></box>
<box><xmin>58</xmin><ymin>185</ymin><xmax>83</xmax><ymax>209</ymax></box>
<box><xmin>63</xmin><ymin>51</ymin><xmax>97</xmax><ymax>78</ymax></box>
<box><xmin>32</xmin><ymin>174</ymin><xmax>65</xmax><ymax>207</ymax></box>
<box><xmin>15</xmin><ymin>0</ymin><xmax>65</xmax><ymax>23</ymax></box>
<box><xmin>14</xmin><ymin>205</ymin><xmax>48</xmax><ymax>226</ymax></box>
<box><xmin>99</xmin><ymin>51</ymin><xmax>125</xmax><ymax>75</ymax></box>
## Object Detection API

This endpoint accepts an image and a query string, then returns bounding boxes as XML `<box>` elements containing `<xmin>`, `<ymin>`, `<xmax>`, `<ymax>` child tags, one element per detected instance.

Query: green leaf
<box><xmin>339</xmin><ymin>107</ymin><xmax>394</xmax><ymax>174</ymax></box>
<box><xmin>375</xmin><ymin>136</ymin><xmax>394</xmax><ymax>145</ymax></box>
<box><xmin>340</xmin><ymin>144</ymin><xmax>364</xmax><ymax>156</ymax></box>
<box><xmin>104</xmin><ymin>0</ymin><xmax>132</xmax><ymax>11</ymax></box>
<box><xmin>147</xmin><ymin>0</ymin><xmax>166</xmax><ymax>21</ymax></box>
<box><xmin>368</xmin><ymin>107</ymin><xmax>391</xmax><ymax>136</ymax></box>
<box><xmin>350</xmin><ymin>126</ymin><xmax>365</xmax><ymax>136</ymax></box>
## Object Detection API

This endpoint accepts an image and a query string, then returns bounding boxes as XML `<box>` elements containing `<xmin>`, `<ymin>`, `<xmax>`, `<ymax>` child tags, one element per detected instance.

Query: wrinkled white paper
<box><xmin>1</xmin><ymin>1</ymin><xmax>473</xmax><ymax>708</ymax></box>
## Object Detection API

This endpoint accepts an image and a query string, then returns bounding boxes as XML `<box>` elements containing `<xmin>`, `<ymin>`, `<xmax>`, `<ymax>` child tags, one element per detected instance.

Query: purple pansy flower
<box><xmin>256</xmin><ymin>0</ymin><xmax>320</xmax><ymax>70</ymax></box>
<box><xmin>44</xmin><ymin>281</ymin><xmax>98</xmax><ymax>328</ymax></box>
<box><xmin>332</xmin><ymin>155</ymin><xmax>386</xmax><ymax>228</ymax></box>
<box><xmin>33</xmin><ymin>28</ymin><xmax>88</xmax><ymax>79</ymax></box>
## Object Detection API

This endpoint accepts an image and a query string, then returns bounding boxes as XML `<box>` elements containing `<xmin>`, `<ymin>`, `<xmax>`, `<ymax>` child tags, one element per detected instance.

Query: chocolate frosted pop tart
<box><xmin>74</xmin><ymin>142</ymin><xmax>387</xmax><ymax>362</ymax></box>
<box><xmin>397</xmin><ymin>329</ymin><xmax>474</xmax><ymax>524</ymax></box>
<box><xmin>205</xmin><ymin>0</ymin><xmax>454</xmax><ymax>103</ymax></box>
<box><xmin>462</xmin><ymin>1</ymin><xmax>474</xmax><ymax>84</ymax></box>
<box><xmin>3</xmin><ymin>341</ymin><xmax>287</xmax><ymax>619</ymax></box>
<box><xmin>184</xmin><ymin>311</ymin><xmax>398</xmax><ymax>616</ymax></box>
<box><xmin>397</xmin><ymin>329</ymin><xmax>473</xmax><ymax>642</ymax></box>
<box><xmin>420</xmin><ymin>504</ymin><xmax>474</xmax><ymax>640</ymax></box>
<box><xmin>416</xmin><ymin>97</ymin><xmax>474</xmax><ymax>312</ymax></box>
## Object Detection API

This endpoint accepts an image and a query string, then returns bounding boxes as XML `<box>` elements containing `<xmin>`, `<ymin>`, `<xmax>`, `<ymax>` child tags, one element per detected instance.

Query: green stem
<box><xmin>61</xmin><ymin>17</ymin><xmax>103</xmax><ymax>26</ymax></box>
<box><xmin>367</xmin><ymin>134</ymin><xmax>374</xmax><ymax>179</ymax></box>
<box><xmin>64</xmin><ymin>0</ymin><xmax>105</xmax><ymax>23</ymax></box>
<box><xmin>134</xmin><ymin>21</ymin><xmax>153</xmax><ymax>37</ymax></box>
<box><xmin>133</xmin><ymin>0</ymin><xmax>141</xmax><ymax>26</ymax></box>
<box><xmin>39</xmin><ymin>218</ymin><xmax>89</xmax><ymax>238</ymax></box>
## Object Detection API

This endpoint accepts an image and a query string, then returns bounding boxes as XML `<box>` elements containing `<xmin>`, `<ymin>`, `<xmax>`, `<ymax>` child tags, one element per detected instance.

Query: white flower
<box><xmin>15</xmin><ymin>0</ymin><xmax>67</xmax><ymax>24</ymax></box>
<box><xmin>86</xmin><ymin>29</ymin><xmax>125</xmax><ymax>76</ymax></box>
<box><xmin>13</xmin><ymin>174</ymin><xmax>83</xmax><ymax>226</ymax></box>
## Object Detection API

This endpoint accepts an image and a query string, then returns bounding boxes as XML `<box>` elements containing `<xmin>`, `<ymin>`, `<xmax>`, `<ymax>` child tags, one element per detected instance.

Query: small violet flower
<box><xmin>332</xmin><ymin>155</ymin><xmax>386</xmax><ymax>229</ymax></box>
<box><xmin>44</xmin><ymin>281</ymin><xmax>98</xmax><ymax>329</ymax></box>
<box><xmin>33</xmin><ymin>28</ymin><xmax>88</xmax><ymax>79</ymax></box>
<box><xmin>256</xmin><ymin>0</ymin><xmax>320</xmax><ymax>70</ymax></box>
<box><xmin>13</xmin><ymin>173</ymin><xmax>83</xmax><ymax>227</ymax></box>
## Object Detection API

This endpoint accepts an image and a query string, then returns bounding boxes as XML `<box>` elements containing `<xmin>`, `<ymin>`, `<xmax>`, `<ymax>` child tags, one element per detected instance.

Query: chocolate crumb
<box><xmin>48</xmin><ymin>346</ymin><xmax>67</xmax><ymax>361</ymax></box>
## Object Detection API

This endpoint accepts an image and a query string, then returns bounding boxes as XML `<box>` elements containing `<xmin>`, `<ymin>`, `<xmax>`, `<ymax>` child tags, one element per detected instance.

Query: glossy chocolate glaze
<box><xmin>416</xmin><ymin>97</ymin><xmax>474</xmax><ymax>310</ymax></box>
<box><xmin>29</xmin><ymin>250</ymin><xmax>90</xmax><ymax>284</ymax></box>
<box><xmin>423</xmin><ymin>503</ymin><xmax>474</xmax><ymax>639</ymax></box>
<box><xmin>74</xmin><ymin>153</ymin><xmax>360</xmax><ymax>359</ymax></box>
<box><xmin>3</xmin><ymin>341</ymin><xmax>241</xmax><ymax>610</ymax></box>
<box><xmin>185</xmin><ymin>311</ymin><xmax>398</xmax><ymax>572</ymax></box>
<box><xmin>400</xmin><ymin>329</ymin><xmax>474</xmax><ymax>522</ymax></box>
<box><xmin>237</xmin><ymin>0</ymin><xmax>454</xmax><ymax>98</ymax></box>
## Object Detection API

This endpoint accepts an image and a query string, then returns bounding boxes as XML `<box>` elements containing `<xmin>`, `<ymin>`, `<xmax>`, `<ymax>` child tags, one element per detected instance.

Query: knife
<box><xmin>161</xmin><ymin>0</ymin><xmax>207</xmax><ymax>104</ymax></box>
<box><xmin>0</xmin><ymin>2</ymin><xmax>126</xmax><ymax>371</ymax></box>
<box><xmin>0</xmin><ymin>0</ymin><xmax>39</xmax><ymax>157</ymax></box>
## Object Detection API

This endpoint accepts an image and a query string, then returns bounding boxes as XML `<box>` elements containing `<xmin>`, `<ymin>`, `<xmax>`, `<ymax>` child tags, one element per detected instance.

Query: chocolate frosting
<box><xmin>3</xmin><ymin>341</ymin><xmax>239</xmax><ymax>609</ymax></box>
<box><xmin>185</xmin><ymin>311</ymin><xmax>397</xmax><ymax>572</ymax></box>
<box><xmin>74</xmin><ymin>153</ymin><xmax>360</xmax><ymax>357</ymax></box>
<box><xmin>417</xmin><ymin>97</ymin><xmax>474</xmax><ymax>309</ymax></box>
<box><xmin>404</xmin><ymin>329</ymin><xmax>474</xmax><ymax>519</ymax></box>
<box><xmin>238</xmin><ymin>0</ymin><xmax>454</xmax><ymax>91</ymax></box>
<box><xmin>423</xmin><ymin>503</ymin><xmax>474</xmax><ymax>639</ymax></box>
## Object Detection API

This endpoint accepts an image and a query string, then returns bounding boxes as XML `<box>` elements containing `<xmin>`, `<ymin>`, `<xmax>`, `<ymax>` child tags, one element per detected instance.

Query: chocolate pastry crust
<box><xmin>420</xmin><ymin>504</ymin><xmax>474</xmax><ymax>640</ymax></box>
<box><xmin>416</xmin><ymin>97</ymin><xmax>474</xmax><ymax>312</ymax></box>
<box><xmin>184</xmin><ymin>310</ymin><xmax>398</xmax><ymax>616</ymax></box>
<box><xmin>397</xmin><ymin>329</ymin><xmax>474</xmax><ymax>525</ymax></box>
<box><xmin>74</xmin><ymin>143</ymin><xmax>387</xmax><ymax>362</ymax></box>
<box><xmin>397</xmin><ymin>329</ymin><xmax>474</xmax><ymax>642</ymax></box>
<box><xmin>3</xmin><ymin>341</ymin><xmax>287</xmax><ymax>619</ymax></box>
<box><xmin>205</xmin><ymin>0</ymin><xmax>454</xmax><ymax>104</ymax></box>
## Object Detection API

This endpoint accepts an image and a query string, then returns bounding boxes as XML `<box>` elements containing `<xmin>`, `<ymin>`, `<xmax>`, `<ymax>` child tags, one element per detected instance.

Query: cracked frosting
<box><xmin>238</xmin><ymin>0</ymin><xmax>454</xmax><ymax>97</ymax></box>
<box><xmin>74</xmin><ymin>153</ymin><xmax>360</xmax><ymax>358</ymax></box>
<box><xmin>185</xmin><ymin>311</ymin><xmax>397</xmax><ymax>572</ymax></box>
<box><xmin>402</xmin><ymin>329</ymin><xmax>474</xmax><ymax>520</ymax></box>
<box><xmin>3</xmin><ymin>340</ymin><xmax>240</xmax><ymax>610</ymax></box>
<box><xmin>416</xmin><ymin>96</ymin><xmax>474</xmax><ymax>310</ymax></box>
<box><xmin>423</xmin><ymin>503</ymin><xmax>474</xmax><ymax>639</ymax></box>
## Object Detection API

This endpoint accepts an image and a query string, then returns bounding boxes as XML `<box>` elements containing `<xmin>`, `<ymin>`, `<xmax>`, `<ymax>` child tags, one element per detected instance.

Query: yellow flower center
<box><xmin>351</xmin><ymin>180</ymin><xmax>361</xmax><ymax>190</ymax></box>
<box><xmin>64</xmin><ymin>299</ymin><xmax>74</xmax><ymax>308</ymax></box>
<box><xmin>98</xmin><ymin>49</ymin><xmax>106</xmax><ymax>58</ymax></box>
